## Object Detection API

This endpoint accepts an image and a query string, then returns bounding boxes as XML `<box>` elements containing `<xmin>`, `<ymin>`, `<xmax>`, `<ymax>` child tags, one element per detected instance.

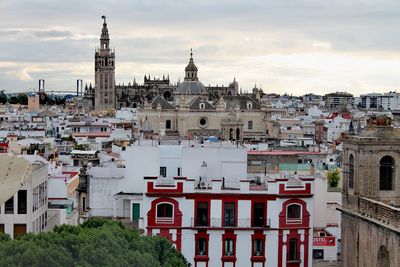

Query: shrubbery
<box><xmin>0</xmin><ymin>218</ymin><xmax>188</xmax><ymax>267</ymax></box>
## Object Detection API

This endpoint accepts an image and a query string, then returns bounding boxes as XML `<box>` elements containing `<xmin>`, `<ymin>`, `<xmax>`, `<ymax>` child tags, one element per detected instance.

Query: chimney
<box><xmin>310</xmin><ymin>163</ymin><xmax>315</xmax><ymax>176</ymax></box>
<box><xmin>275</xmin><ymin>162</ymin><xmax>279</xmax><ymax>173</ymax></box>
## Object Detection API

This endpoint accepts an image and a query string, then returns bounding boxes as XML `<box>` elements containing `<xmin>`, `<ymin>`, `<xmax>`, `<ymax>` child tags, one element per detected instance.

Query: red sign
<box><xmin>313</xmin><ymin>236</ymin><xmax>336</xmax><ymax>246</ymax></box>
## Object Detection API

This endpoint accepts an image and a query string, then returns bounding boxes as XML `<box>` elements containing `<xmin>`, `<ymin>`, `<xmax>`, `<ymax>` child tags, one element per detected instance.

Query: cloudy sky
<box><xmin>1</xmin><ymin>0</ymin><xmax>400</xmax><ymax>95</ymax></box>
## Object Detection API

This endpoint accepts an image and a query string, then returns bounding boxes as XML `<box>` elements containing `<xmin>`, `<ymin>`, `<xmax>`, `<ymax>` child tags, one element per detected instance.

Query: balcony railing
<box><xmin>156</xmin><ymin>217</ymin><xmax>174</xmax><ymax>224</ymax></box>
<box><xmin>190</xmin><ymin>218</ymin><xmax>271</xmax><ymax>228</ymax></box>
<box><xmin>343</xmin><ymin>194</ymin><xmax>400</xmax><ymax>228</ymax></box>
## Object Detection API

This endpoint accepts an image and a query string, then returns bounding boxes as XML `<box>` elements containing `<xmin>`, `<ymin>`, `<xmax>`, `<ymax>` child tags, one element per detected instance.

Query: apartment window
<box><xmin>5</xmin><ymin>196</ymin><xmax>14</xmax><ymax>214</ymax></box>
<box><xmin>349</xmin><ymin>154</ymin><xmax>354</xmax><ymax>189</ymax></box>
<box><xmin>0</xmin><ymin>224</ymin><xmax>4</xmax><ymax>234</ymax></box>
<box><xmin>196</xmin><ymin>202</ymin><xmax>209</xmax><ymax>226</ymax></box>
<box><xmin>81</xmin><ymin>197</ymin><xmax>86</xmax><ymax>212</ymax></box>
<box><xmin>224</xmin><ymin>239</ymin><xmax>234</xmax><ymax>256</ymax></box>
<box><xmin>287</xmin><ymin>204</ymin><xmax>301</xmax><ymax>221</ymax></box>
<box><xmin>313</xmin><ymin>249</ymin><xmax>324</xmax><ymax>260</ymax></box>
<box><xmin>41</xmin><ymin>213</ymin><xmax>45</xmax><ymax>230</ymax></box>
<box><xmin>252</xmin><ymin>203</ymin><xmax>265</xmax><ymax>227</ymax></box>
<box><xmin>166</xmin><ymin>120</ymin><xmax>171</xmax><ymax>129</ymax></box>
<box><xmin>248</xmin><ymin>120</ymin><xmax>253</xmax><ymax>130</ymax></box>
<box><xmin>156</xmin><ymin>203</ymin><xmax>173</xmax><ymax>223</ymax></box>
<box><xmin>177</xmin><ymin>167</ymin><xmax>182</xmax><ymax>176</ymax></box>
<box><xmin>288</xmin><ymin>238</ymin><xmax>298</xmax><ymax>261</ymax></box>
<box><xmin>224</xmin><ymin>202</ymin><xmax>235</xmax><ymax>227</ymax></box>
<box><xmin>17</xmin><ymin>190</ymin><xmax>27</xmax><ymax>214</ymax></box>
<box><xmin>253</xmin><ymin>239</ymin><xmax>264</xmax><ymax>256</ymax></box>
<box><xmin>197</xmin><ymin>238</ymin><xmax>207</xmax><ymax>256</ymax></box>
<box><xmin>160</xmin><ymin>166</ymin><xmax>167</xmax><ymax>177</ymax></box>
<box><xmin>380</xmin><ymin>156</ymin><xmax>394</xmax><ymax>190</ymax></box>
<box><xmin>13</xmin><ymin>224</ymin><xmax>26</xmax><ymax>239</ymax></box>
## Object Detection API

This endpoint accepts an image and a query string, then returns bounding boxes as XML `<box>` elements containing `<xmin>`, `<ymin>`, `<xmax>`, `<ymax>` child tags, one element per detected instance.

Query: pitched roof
<box><xmin>188</xmin><ymin>96</ymin><xmax>216</xmax><ymax>110</ymax></box>
<box><xmin>215</xmin><ymin>95</ymin><xmax>261</xmax><ymax>110</ymax></box>
<box><xmin>150</xmin><ymin>95</ymin><xmax>174</xmax><ymax>110</ymax></box>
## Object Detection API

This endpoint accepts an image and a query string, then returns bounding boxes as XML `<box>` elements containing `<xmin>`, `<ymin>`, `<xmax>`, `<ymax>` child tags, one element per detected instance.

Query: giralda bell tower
<box><xmin>95</xmin><ymin>15</ymin><xmax>115</xmax><ymax>111</ymax></box>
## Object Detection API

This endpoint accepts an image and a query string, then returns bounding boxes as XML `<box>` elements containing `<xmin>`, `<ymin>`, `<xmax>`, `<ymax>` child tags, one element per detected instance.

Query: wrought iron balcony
<box><xmin>190</xmin><ymin>218</ymin><xmax>271</xmax><ymax>228</ymax></box>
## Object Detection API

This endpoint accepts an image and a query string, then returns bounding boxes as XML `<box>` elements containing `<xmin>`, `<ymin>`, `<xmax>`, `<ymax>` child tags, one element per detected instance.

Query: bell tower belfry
<box><xmin>95</xmin><ymin>15</ymin><xmax>116</xmax><ymax>111</ymax></box>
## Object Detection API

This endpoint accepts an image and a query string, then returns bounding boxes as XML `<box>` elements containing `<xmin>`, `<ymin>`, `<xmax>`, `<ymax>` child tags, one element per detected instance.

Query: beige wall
<box><xmin>341</xmin><ymin>212</ymin><xmax>400</xmax><ymax>267</ymax></box>
<box><xmin>138</xmin><ymin>110</ymin><xmax>267</xmax><ymax>139</ymax></box>
<box><xmin>28</xmin><ymin>95</ymin><xmax>40</xmax><ymax>113</ymax></box>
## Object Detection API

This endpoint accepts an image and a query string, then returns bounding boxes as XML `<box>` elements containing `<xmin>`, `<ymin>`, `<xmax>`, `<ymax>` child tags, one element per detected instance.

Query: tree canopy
<box><xmin>0</xmin><ymin>219</ymin><xmax>188</xmax><ymax>267</ymax></box>
<box><xmin>327</xmin><ymin>168</ymin><xmax>341</xmax><ymax>188</ymax></box>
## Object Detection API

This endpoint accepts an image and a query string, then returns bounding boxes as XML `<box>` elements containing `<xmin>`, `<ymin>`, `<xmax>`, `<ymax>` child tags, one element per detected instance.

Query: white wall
<box><xmin>48</xmin><ymin>177</ymin><xmax>68</xmax><ymax>199</ymax></box>
<box><xmin>121</xmin><ymin>145</ymin><xmax>160</xmax><ymax>193</ymax></box>
<box><xmin>181</xmin><ymin>146</ymin><xmax>247</xmax><ymax>184</ymax></box>
<box><xmin>313</xmin><ymin>176</ymin><xmax>341</xmax><ymax>228</ymax></box>
<box><xmin>159</xmin><ymin>145</ymin><xmax>182</xmax><ymax>178</ymax></box>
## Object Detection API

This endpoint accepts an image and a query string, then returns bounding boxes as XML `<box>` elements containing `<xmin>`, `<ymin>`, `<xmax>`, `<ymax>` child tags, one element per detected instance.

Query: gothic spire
<box><xmin>99</xmin><ymin>15</ymin><xmax>110</xmax><ymax>51</ymax></box>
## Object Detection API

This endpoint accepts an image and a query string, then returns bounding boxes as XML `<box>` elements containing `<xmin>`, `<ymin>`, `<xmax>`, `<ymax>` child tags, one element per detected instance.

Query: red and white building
<box><xmin>87</xmin><ymin>143</ymin><xmax>314</xmax><ymax>266</ymax></box>
<box><xmin>141</xmin><ymin>174</ymin><xmax>313</xmax><ymax>267</ymax></box>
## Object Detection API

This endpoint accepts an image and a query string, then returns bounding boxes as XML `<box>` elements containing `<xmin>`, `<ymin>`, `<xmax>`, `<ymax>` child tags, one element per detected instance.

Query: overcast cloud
<box><xmin>1</xmin><ymin>0</ymin><xmax>400</xmax><ymax>95</ymax></box>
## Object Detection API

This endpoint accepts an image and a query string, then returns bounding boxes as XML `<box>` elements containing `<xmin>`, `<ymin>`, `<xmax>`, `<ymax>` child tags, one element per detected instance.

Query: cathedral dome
<box><xmin>175</xmin><ymin>80</ymin><xmax>206</xmax><ymax>95</ymax></box>
<box><xmin>175</xmin><ymin>49</ymin><xmax>206</xmax><ymax>95</ymax></box>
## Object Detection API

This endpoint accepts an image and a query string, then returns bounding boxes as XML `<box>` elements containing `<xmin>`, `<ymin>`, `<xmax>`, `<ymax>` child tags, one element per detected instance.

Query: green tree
<box><xmin>327</xmin><ymin>168</ymin><xmax>341</xmax><ymax>188</ymax></box>
<box><xmin>0</xmin><ymin>90</ymin><xmax>7</xmax><ymax>104</ymax></box>
<box><xmin>17</xmin><ymin>93</ymin><xmax>28</xmax><ymax>105</ymax></box>
<box><xmin>8</xmin><ymin>96</ymin><xmax>18</xmax><ymax>104</ymax></box>
<box><xmin>0</xmin><ymin>218</ymin><xmax>188</xmax><ymax>267</ymax></box>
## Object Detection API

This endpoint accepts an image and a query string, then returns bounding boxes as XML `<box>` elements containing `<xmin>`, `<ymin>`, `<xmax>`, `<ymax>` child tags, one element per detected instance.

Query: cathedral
<box><xmin>87</xmin><ymin>17</ymin><xmax>269</xmax><ymax>141</ymax></box>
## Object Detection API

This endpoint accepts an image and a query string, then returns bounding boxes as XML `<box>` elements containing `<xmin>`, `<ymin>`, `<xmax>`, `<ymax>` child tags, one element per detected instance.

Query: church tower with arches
<box><xmin>340</xmin><ymin>115</ymin><xmax>400</xmax><ymax>266</ymax></box>
<box><xmin>95</xmin><ymin>16</ymin><xmax>116</xmax><ymax>111</ymax></box>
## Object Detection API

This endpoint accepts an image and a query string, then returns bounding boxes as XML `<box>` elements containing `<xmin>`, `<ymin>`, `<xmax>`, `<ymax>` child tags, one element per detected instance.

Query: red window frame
<box><xmin>286</xmin><ymin>204</ymin><xmax>302</xmax><ymax>224</ymax></box>
<box><xmin>251</xmin><ymin>200</ymin><xmax>267</xmax><ymax>227</ymax></box>
<box><xmin>251</xmin><ymin>230</ymin><xmax>266</xmax><ymax>262</ymax></box>
<box><xmin>156</xmin><ymin>202</ymin><xmax>174</xmax><ymax>224</ymax></box>
<box><xmin>222</xmin><ymin>200</ymin><xmax>238</xmax><ymax>227</ymax></box>
<box><xmin>194</xmin><ymin>230</ymin><xmax>209</xmax><ymax>262</ymax></box>
<box><xmin>221</xmin><ymin>230</ymin><xmax>237</xmax><ymax>262</ymax></box>
<box><xmin>194</xmin><ymin>199</ymin><xmax>211</xmax><ymax>227</ymax></box>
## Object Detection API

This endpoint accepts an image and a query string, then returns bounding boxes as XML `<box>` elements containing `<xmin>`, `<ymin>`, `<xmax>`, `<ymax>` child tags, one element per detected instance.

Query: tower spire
<box><xmin>100</xmin><ymin>15</ymin><xmax>109</xmax><ymax>50</ymax></box>
<box><xmin>185</xmin><ymin>48</ymin><xmax>198</xmax><ymax>81</ymax></box>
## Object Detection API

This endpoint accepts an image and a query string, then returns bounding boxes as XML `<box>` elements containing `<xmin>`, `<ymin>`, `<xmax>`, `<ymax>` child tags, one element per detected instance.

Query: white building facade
<box><xmin>86</xmin><ymin>143</ymin><xmax>314</xmax><ymax>267</ymax></box>
<box><xmin>0</xmin><ymin>156</ymin><xmax>49</xmax><ymax>238</ymax></box>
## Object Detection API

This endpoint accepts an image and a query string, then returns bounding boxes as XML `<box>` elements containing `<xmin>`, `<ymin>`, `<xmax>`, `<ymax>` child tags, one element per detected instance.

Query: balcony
<box><xmin>190</xmin><ymin>218</ymin><xmax>270</xmax><ymax>228</ymax></box>
<box><xmin>342</xmin><ymin>193</ymin><xmax>400</xmax><ymax>228</ymax></box>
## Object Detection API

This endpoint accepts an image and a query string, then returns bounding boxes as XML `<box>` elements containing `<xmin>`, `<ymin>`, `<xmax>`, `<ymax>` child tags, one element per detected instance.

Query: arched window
<box><xmin>380</xmin><ymin>156</ymin><xmax>394</xmax><ymax>191</ymax></box>
<box><xmin>378</xmin><ymin>245</ymin><xmax>390</xmax><ymax>267</ymax></box>
<box><xmin>287</xmin><ymin>204</ymin><xmax>301</xmax><ymax>221</ymax></box>
<box><xmin>349</xmin><ymin>154</ymin><xmax>354</xmax><ymax>189</ymax></box>
<box><xmin>156</xmin><ymin>203</ymin><xmax>173</xmax><ymax>223</ymax></box>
